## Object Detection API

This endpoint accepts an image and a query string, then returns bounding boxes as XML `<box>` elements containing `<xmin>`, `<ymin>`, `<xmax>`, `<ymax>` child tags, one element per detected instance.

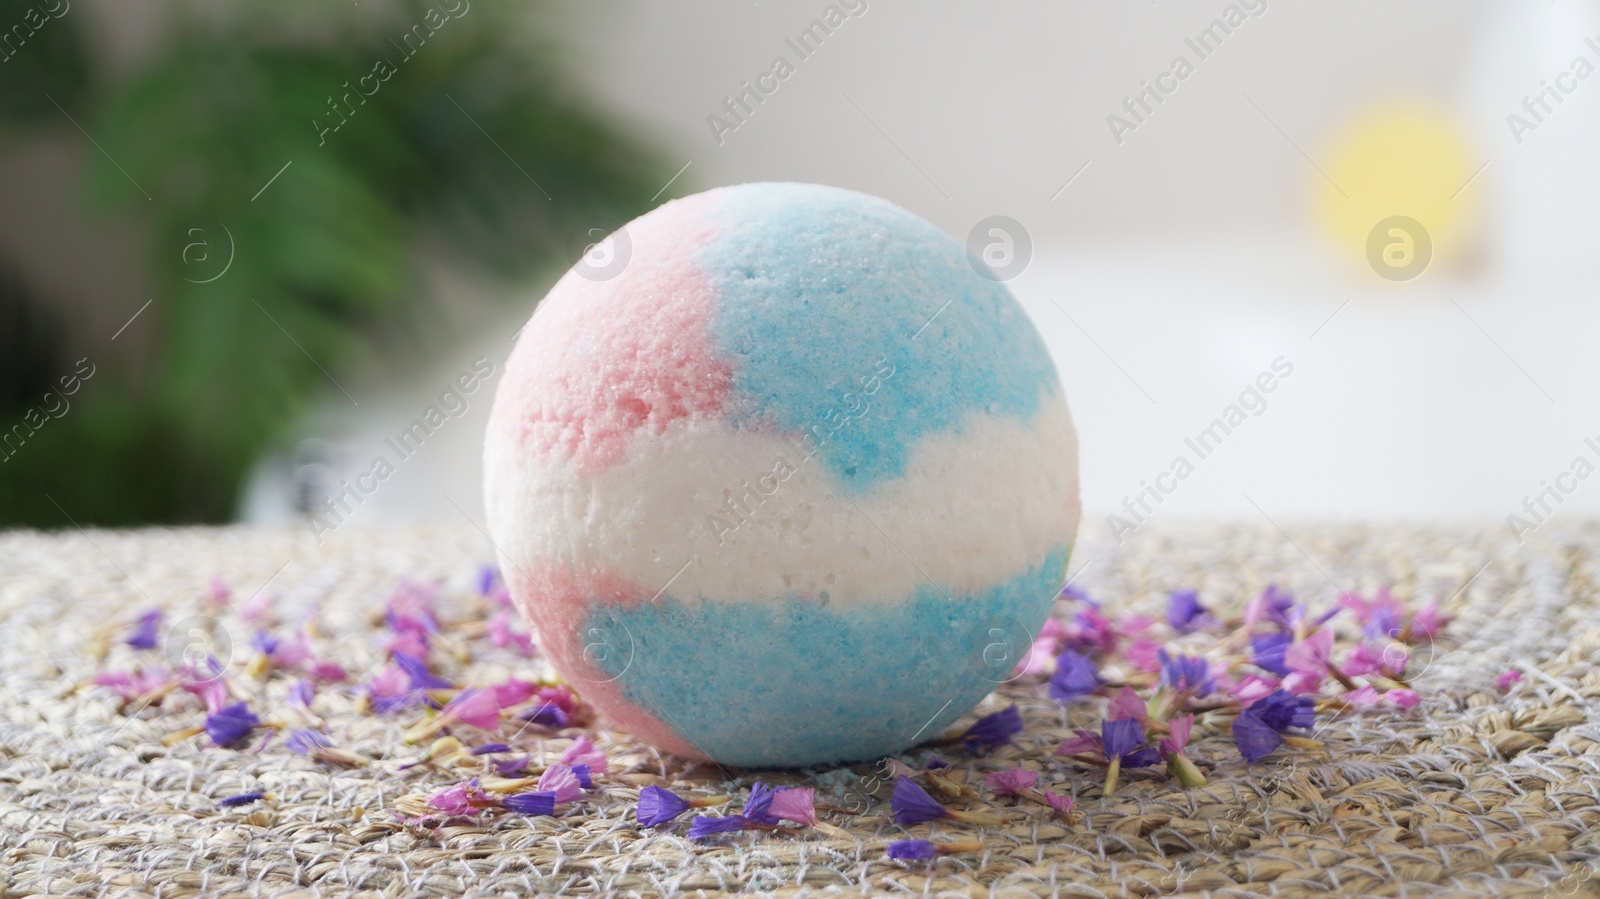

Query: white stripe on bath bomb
<box><xmin>485</xmin><ymin>387</ymin><xmax>1079</xmax><ymax>606</ymax></box>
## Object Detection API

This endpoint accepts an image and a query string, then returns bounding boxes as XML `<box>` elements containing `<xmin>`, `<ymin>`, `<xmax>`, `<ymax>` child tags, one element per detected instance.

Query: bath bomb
<box><xmin>484</xmin><ymin>182</ymin><xmax>1078</xmax><ymax>767</ymax></box>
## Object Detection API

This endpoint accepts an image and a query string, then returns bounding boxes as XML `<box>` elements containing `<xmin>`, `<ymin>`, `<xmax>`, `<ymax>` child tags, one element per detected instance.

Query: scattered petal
<box><xmin>286</xmin><ymin>729</ymin><xmax>332</xmax><ymax>756</ymax></box>
<box><xmin>962</xmin><ymin>706</ymin><xmax>1023</xmax><ymax>750</ymax></box>
<box><xmin>126</xmin><ymin>610</ymin><xmax>164</xmax><ymax>650</ymax></box>
<box><xmin>887</xmin><ymin>839</ymin><xmax>938</xmax><ymax>860</ymax></box>
<box><xmin>688</xmin><ymin>814</ymin><xmax>753</xmax><ymax>840</ymax></box>
<box><xmin>205</xmin><ymin>702</ymin><xmax>260</xmax><ymax>748</ymax></box>
<box><xmin>220</xmin><ymin>792</ymin><xmax>265</xmax><ymax>808</ymax></box>
<box><xmin>1049</xmin><ymin>650</ymin><xmax>1100</xmax><ymax>701</ymax></box>
<box><xmin>768</xmin><ymin>787</ymin><xmax>817</xmax><ymax>826</ymax></box>
<box><xmin>984</xmin><ymin>768</ymin><xmax>1039</xmax><ymax>797</ymax></box>
<box><xmin>502</xmin><ymin>791</ymin><xmax>557</xmax><ymax>816</ymax></box>
<box><xmin>559</xmin><ymin>735</ymin><xmax>608</xmax><ymax>774</ymax></box>
<box><xmin>1385</xmin><ymin>688</ymin><xmax>1421</xmax><ymax>710</ymax></box>
<box><xmin>637</xmin><ymin>785</ymin><xmax>691</xmax><ymax>827</ymax></box>
<box><xmin>890</xmin><ymin>776</ymin><xmax>948</xmax><ymax>826</ymax></box>
<box><xmin>537</xmin><ymin>764</ymin><xmax>583</xmax><ymax>803</ymax></box>
<box><xmin>1233</xmin><ymin>711</ymin><xmax>1283</xmax><ymax>762</ymax></box>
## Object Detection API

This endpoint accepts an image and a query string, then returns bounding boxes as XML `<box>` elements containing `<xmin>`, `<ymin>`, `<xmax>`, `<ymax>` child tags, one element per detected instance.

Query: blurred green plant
<box><xmin>0</xmin><ymin>2</ymin><xmax>668</xmax><ymax>527</ymax></box>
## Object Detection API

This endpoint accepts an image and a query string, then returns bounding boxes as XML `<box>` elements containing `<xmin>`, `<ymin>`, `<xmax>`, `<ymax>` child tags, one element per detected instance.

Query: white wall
<box><xmin>248</xmin><ymin>1</ymin><xmax>1600</xmax><ymax>546</ymax></box>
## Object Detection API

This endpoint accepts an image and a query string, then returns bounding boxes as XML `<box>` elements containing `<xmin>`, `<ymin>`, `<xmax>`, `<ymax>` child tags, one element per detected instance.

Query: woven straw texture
<box><xmin>3</xmin><ymin>521</ymin><xmax>1600</xmax><ymax>898</ymax></box>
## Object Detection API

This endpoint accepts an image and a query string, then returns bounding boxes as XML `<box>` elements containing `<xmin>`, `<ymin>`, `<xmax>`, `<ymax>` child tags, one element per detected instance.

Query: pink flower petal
<box><xmin>444</xmin><ymin>687</ymin><xmax>501</xmax><ymax>730</ymax></box>
<box><xmin>1385</xmin><ymin>688</ymin><xmax>1421</xmax><ymax>710</ymax></box>
<box><xmin>768</xmin><ymin>787</ymin><xmax>817</xmax><ymax>826</ymax></box>
<box><xmin>537</xmin><ymin>764</ymin><xmax>583</xmax><ymax>803</ymax></box>
<box><xmin>1343</xmin><ymin>685</ymin><xmax>1381</xmax><ymax>705</ymax></box>
<box><xmin>1122</xmin><ymin>638</ymin><xmax>1163</xmax><ymax>673</ymax></box>
<box><xmin>560</xmin><ymin>735</ymin><xmax>609</xmax><ymax>774</ymax></box>
<box><xmin>1282</xmin><ymin>671</ymin><xmax>1323</xmax><ymax>695</ymax></box>
<box><xmin>1231</xmin><ymin>674</ymin><xmax>1280</xmax><ymax>703</ymax></box>
<box><xmin>1162</xmin><ymin>714</ymin><xmax>1194</xmax><ymax>753</ymax></box>
<box><xmin>983</xmin><ymin>768</ymin><xmax>1039</xmax><ymax>797</ymax></box>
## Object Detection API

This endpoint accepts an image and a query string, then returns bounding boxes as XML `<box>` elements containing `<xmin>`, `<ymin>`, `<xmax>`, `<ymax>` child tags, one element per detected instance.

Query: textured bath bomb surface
<box><xmin>484</xmin><ymin>182</ymin><xmax>1079</xmax><ymax>767</ymax></box>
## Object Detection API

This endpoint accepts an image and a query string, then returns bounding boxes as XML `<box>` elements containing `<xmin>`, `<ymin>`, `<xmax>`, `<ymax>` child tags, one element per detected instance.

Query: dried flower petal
<box><xmin>502</xmin><ymin>791</ymin><xmax>557</xmax><ymax>816</ymax></box>
<box><xmin>1386</xmin><ymin>688</ymin><xmax>1421</xmax><ymax>709</ymax></box>
<box><xmin>1250</xmin><ymin>689</ymin><xmax>1315</xmax><ymax>732</ymax></box>
<box><xmin>890</xmin><ymin>776</ymin><xmax>948</xmax><ymax>825</ymax></box>
<box><xmin>205</xmin><ymin>702</ymin><xmax>260</xmax><ymax>748</ymax></box>
<box><xmin>537</xmin><ymin>764</ymin><xmax>583</xmax><ymax>803</ymax></box>
<box><xmin>1232</xmin><ymin>710</ymin><xmax>1283</xmax><ymax>762</ymax></box>
<box><xmin>219</xmin><ymin>792</ymin><xmax>264</xmax><ymax>808</ymax></box>
<box><xmin>1166</xmin><ymin>589</ymin><xmax>1213</xmax><ymax>633</ymax></box>
<box><xmin>984</xmin><ymin>768</ymin><xmax>1038</xmax><ymax>797</ymax></box>
<box><xmin>1101</xmin><ymin>718</ymin><xmax>1160</xmax><ymax>767</ymax></box>
<box><xmin>492</xmin><ymin>754</ymin><xmax>530</xmax><ymax>777</ymax></box>
<box><xmin>1043</xmin><ymin>789</ymin><xmax>1074</xmax><ymax>820</ymax></box>
<box><xmin>393</xmin><ymin>652</ymin><xmax>452</xmax><ymax>691</ymax></box>
<box><xmin>520</xmin><ymin>702</ymin><xmax>569</xmax><ymax>728</ymax></box>
<box><xmin>440</xmin><ymin>687</ymin><xmax>500</xmax><ymax>730</ymax></box>
<box><xmin>127</xmin><ymin>610</ymin><xmax>163</xmax><ymax>650</ymax></box>
<box><xmin>742</xmin><ymin>781</ymin><xmax>780</xmax><ymax>824</ymax></box>
<box><xmin>688</xmin><ymin>814</ymin><xmax>752</xmax><ymax>840</ymax></box>
<box><xmin>1158</xmin><ymin>650</ymin><xmax>1215</xmax><ymax>697</ymax></box>
<box><xmin>887</xmin><ymin>839</ymin><xmax>938</xmax><ymax>860</ymax></box>
<box><xmin>962</xmin><ymin>706</ymin><xmax>1022</xmax><ymax>750</ymax></box>
<box><xmin>286</xmin><ymin>729</ymin><xmax>332</xmax><ymax>756</ymax></box>
<box><xmin>637</xmin><ymin>785</ymin><xmax>691</xmax><ymax>827</ymax></box>
<box><xmin>768</xmin><ymin>787</ymin><xmax>817</xmax><ymax>826</ymax></box>
<box><xmin>559</xmin><ymin>735</ymin><xmax>608</xmax><ymax>774</ymax></box>
<box><xmin>1250</xmin><ymin>632</ymin><xmax>1292</xmax><ymax>676</ymax></box>
<box><xmin>1049</xmin><ymin>650</ymin><xmax>1100</xmax><ymax>701</ymax></box>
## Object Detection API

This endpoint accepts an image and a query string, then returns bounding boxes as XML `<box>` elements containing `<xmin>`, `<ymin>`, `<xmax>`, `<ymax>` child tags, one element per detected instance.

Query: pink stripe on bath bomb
<box><xmin>491</xmin><ymin>192</ymin><xmax>732</xmax><ymax>476</ymax></box>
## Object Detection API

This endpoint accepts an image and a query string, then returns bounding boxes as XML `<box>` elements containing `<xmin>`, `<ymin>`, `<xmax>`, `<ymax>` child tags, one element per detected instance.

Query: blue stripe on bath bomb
<box><xmin>584</xmin><ymin>546</ymin><xmax>1069</xmax><ymax>768</ymax></box>
<box><xmin>699</xmin><ymin>183</ymin><xmax>1059</xmax><ymax>494</ymax></box>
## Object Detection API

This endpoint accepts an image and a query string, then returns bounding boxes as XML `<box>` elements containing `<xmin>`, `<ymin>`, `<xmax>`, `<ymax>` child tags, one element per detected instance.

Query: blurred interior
<box><xmin>2</xmin><ymin>0</ymin><xmax>1597</xmax><ymax>544</ymax></box>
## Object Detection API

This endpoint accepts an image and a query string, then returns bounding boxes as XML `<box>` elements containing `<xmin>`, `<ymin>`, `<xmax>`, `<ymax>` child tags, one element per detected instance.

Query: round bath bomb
<box><xmin>484</xmin><ymin>182</ymin><xmax>1078</xmax><ymax>767</ymax></box>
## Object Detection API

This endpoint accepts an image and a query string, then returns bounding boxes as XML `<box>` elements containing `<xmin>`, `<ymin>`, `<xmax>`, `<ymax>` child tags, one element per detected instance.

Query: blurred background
<box><xmin>2</xmin><ymin>0</ymin><xmax>1597</xmax><ymax>546</ymax></box>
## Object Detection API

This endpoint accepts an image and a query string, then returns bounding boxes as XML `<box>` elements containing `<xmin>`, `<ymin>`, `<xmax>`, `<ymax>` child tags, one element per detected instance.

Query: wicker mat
<box><xmin>3</xmin><ymin>520</ymin><xmax>1600</xmax><ymax>898</ymax></box>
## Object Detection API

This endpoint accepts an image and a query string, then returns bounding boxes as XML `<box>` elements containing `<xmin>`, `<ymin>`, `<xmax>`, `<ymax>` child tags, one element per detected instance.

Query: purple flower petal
<box><xmin>687</xmin><ymin>814</ymin><xmax>753</xmax><ymax>840</ymax></box>
<box><xmin>502</xmin><ymin>791</ymin><xmax>557</xmax><ymax>816</ymax></box>
<box><xmin>492</xmin><ymin>754</ymin><xmax>531</xmax><ymax>777</ymax></box>
<box><xmin>519</xmin><ymin>702</ymin><xmax>569</xmax><ymax>728</ymax></box>
<box><xmin>1049</xmin><ymin>650</ymin><xmax>1100</xmax><ymax>701</ymax></box>
<box><xmin>1233</xmin><ymin>710</ymin><xmax>1284</xmax><ymax>762</ymax></box>
<box><xmin>1100</xmin><ymin>717</ymin><xmax>1148</xmax><ymax>762</ymax></box>
<box><xmin>887</xmin><ymin>839</ymin><xmax>938</xmax><ymax>860</ymax></box>
<box><xmin>1122</xmin><ymin>747</ymin><xmax>1163</xmax><ymax>768</ymax></box>
<box><xmin>743</xmin><ymin>781</ymin><xmax>780</xmax><ymax>824</ymax></box>
<box><xmin>961</xmin><ymin>706</ymin><xmax>1023</xmax><ymax>751</ymax></box>
<box><xmin>127</xmin><ymin>610</ymin><xmax>164</xmax><ymax>650</ymax></box>
<box><xmin>205</xmin><ymin>702</ymin><xmax>260</xmax><ymax>748</ymax></box>
<box><xmin>890</xmin><ymin>776</ymin><xmax>948</xmax><ymax>826</ymax></box>
<box><xmin>1250</xmin><ymin>632</ymin><xmax>1292</xmax><ymax>676</ymax></box>
<box><xmin>470</xmin><ymin>743</ymin><xmax>513</xmax><ymax>756</ymax></box>
<box><xmin>393</xmin><ymin>652</ymin><xmax>452</xmax><ymax>691</ymax></box>
<box><xmin>219</xmin><ymin>791</ymin><xmax>265</xmax><ymax>808</ymax></box>
<box><xmin>570</xmin><ymin>763</ymin><xmax>594</xmax><ymax>789</ymax></box>
<box><xmin>1158</xmin><ymin>650</ymin><xmax>1215</xmax><ymax>697</ymax></box>
<box><xmin>288</xmin><ymin>679</ymin><xmax>316</xmax><ymax>707</ymax></box>
<box><xmin>285</xmin><ymin>729</ymin><xmax>332</xmax><ymax>756</ymax></box>
<box><xmin>637</xmin><ymin>785</ymin><xmax>691</xmax><ymax>827</ymax></box>
<box><xmin>1249</xmin><ymin>689</ymin><xmax>1315</xmax><ymax>732</ymax></box>
<box><xmin>476</xmin><ymin>565</ymin><xmax>499</xmax><ymax>597</ymax></box>
<box><xmin>1166</xmin><ymin>589</ymin><xmax>1212</xmax><ymax>633</ymax></box>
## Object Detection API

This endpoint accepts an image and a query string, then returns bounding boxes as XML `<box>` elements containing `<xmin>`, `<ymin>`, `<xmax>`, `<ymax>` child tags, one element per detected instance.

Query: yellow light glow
<box><xmin>1315</xmin><ymin>105</ymin><xmax>1479</xmax><ymax>278</ymax></box>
